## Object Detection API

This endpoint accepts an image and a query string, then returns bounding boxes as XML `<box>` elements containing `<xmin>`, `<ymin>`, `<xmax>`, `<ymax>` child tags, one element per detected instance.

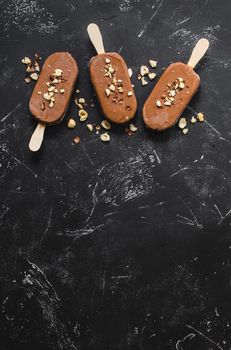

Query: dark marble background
<box><xmin>0</xmin><ymin>0</ymin><xmax>231</xmax><ymax>349</ymax></box>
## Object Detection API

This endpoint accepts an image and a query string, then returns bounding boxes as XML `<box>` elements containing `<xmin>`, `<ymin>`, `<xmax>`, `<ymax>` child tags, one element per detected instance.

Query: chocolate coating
<box><xmin>143</xmin><ymin>62</ymin><xmax>200</xmax><ymax>131</ymax></box>
<box><xmin>89</xmin><ymin>52</ymin><xmax>137</xmax><ymax>124</ymax></box>
<box><xmin>29</xmin><ymin>52</ymin><xmax>78</xmax><ymax>125</ymax></box>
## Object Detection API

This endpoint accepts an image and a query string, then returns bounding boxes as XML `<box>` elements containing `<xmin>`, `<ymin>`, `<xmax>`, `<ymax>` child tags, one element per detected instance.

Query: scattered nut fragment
<box><xmin>78</xmin><ymin>109</ymin><xmax>88</xmax><ymax>121</ymax></box>
<box><xmin>109</xmin><ymin>84</ymin><xmax>115</xmax><ymax>92</ymax></box>
<box><xmin>164</xmin><ymin>101</ymin><xmax>171</xmax><ymax>106</ymax></box>
<box><xmin>49</xmin><ymin>101</ymin><xmax>54</xmax><ymax>108</ymax></box>
<box><xmin>60</xmin><ymin>88</ymin><xmax>65</xmax><ymax>94</ymax></box>
<box><xmin>149</xmin><ymin>60</ymin><xmax>157</xmax><ymax>68</ymax></box>
<box><xmin>197</xmin><ymin>112</ymin><xmax>204</xmax><ymax>122</ymax></box>
<box><xmin>148</xmin><ymin>72</ymin><xmax>156</xmax><ymax>80</ymax></box>
<box><xmin>87</xmin><ymin>123</ymin><xmax>93</xmax><ymax>132</ymax></box>
<box><xmin>178</xmin><ymin>117</ymin><xmax>187</xmax><ymax>129</ymax></box>
<box><xmin>141</xmin><ymin>77</ymin><xmax>148</xmax><ymax>86</ymax></box>
<box><xmin>53</xmin><ymin>68</ymin><xmax>63</xmax><ymax>77</ymax></box>
<box><xmin>118</xmin><ymin>87</ymin><xmax>123</xmax><ymax>93</ymax></box>
<box><xmin>74</xmin><ymin>136</ymin><xmax>80</xmax><ymax>144</ymax></box>
<box><xmin>67</xmin><ymin>118</ymin><xmax>76</xmax><ymax>129</ymax></box>
<box><xmin>43</xmin><ymin>93</ymin><xmax>51</xmax><ymax>101</ymax></box>
<box><xmin>105</xmin><ymin>88</ymin><xmax>111</xmax><ymax>97</ymax></box>
<box><xmin>191</xmin><ymin>116</ymin><xmax>197</xmax><ymax>124</ymax></box>
<box><xmin>22</xmin><ymin>57</ymin><xmax>31</xmax><ymax>65</ymax></box>
<box><xmin>140</xmin><ymin>65</ymin><xmax>149</xmax><ymax>76</ymax></box>
<box><xmin>128</xmin><ymin>68</ymin><xmax>133</xmax><ymax>78</ymax></box>
<box><xmin>100</xmin><ymin>132</ymin><xmax>110</xmax><ymax>142</ymax></box>
<box><xmin>105</xmin><ymin>58</ymin><xmax>111</xmax><ymax>64</ymax></box>
<box><xmin>30</xmin><ymin>72</ymin><xmax>39</xmax><ymax>81</ymax></box>
<box><xmin>179</xmin><ymin>82</ymin><xmax>185</xmax><ymax>89</ymax></box>
<box><xmin>48</xmin><ymin>86</ymin><xmax>55</xmax><ymax>92</ymax></box>
<box><xmin>101</xmin><ymin>120</ymin><xmax>111</xmax><ymax>130</ymax></box>
<box><xmin>128</xmin><ymin>91</ymin><xmax>133</xmax><ymax>96</ymax></box>
<box><xmin>156</xmin><ymin>100</ymin><xmax>162</xmax><ymax>108</ymax></box>
<box><xmin>76</xmin><ymin>89</ymin><xmax>80</xmax><ymax>94</ymax></box>
<box><xmin>168</xmin><ymin>90</ymin><xmax>176</xmax><ymax>97</ymax></box>
<box><xmin>37</xmin><ymin>91</ymin><xmax>42</xmax><ymax>95</ymax></box>
<box><xmin>182</xmin><ymin>128</ymin><xmax>188</xmax><ymax>135</ymax></box>
<box><xmin>78</xmin><ymin>97</ymin><xmax>85</xmax><ymax>104</ymax></box>
<box><xmin>24</xmin><ymin>77</ymin><xmax>31</xmax><ymax>83</ymax></box>
<box><xmin>129</xmin><ymin>123</ymin><xmax>137</xmax><ymax>132</ymax></box>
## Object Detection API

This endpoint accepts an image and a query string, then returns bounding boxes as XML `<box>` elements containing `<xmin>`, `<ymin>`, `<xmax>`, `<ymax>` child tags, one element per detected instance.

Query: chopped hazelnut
<box><xmin>78</xmin><ymin>98</ymin><xmax>85</xmax><ymax>104</ymax></box>
<box><xmin>100</xmin><ymin>132</ymin><xmax>110</xmax><ymax>142</ymax></box>
<box><xmin>128</xmin><ymin>68</ymin><xmax>133</xmax><ymax>78</ymax></box>
<box><xmin>140</xmin><ymin>65</ymin><xmax>149</xmax><ymax>76</ymax></box>
<box><xmin>60</xmin><ymin>89</ymin><xmax>65</xmax><ymax>94</ymax></box>
<box><xmin>182</xmin><ymin>128</ymin><xmax>189</xmax><ymax>135</ymax></box>
<box><xmin>109</xmin><ymin>84</ymin><xmax>116</xmax><ymax>92</ymax></box>
<box><xmin>149</xmin><ymin>60</ymin><xmax>157</xmax><ymax>68</ymax></box>
<box><xmin>156</xmin><ymin>100</ymin><xmax>162</xmax><ymax>108</ymax></box>
<box><xmin>191</xmin><ymin>116</ymin><xmax>197</xmax><ymax>124</ymax></box>
<box><xmin>105</xmin><ymin>58</ymin><xmax>111</xmax><ymax>64</ymax></box>
<box><xmin>22</xmin><ymin>57</ymin><xmax>31</xmax><ymax>65</ymax></box>
<box><xmin>178</xmin><ymin>117</ymin><xmax>187</xmax><ymax>129</ymax></box>
<box><xmin>128</xmin><ymin>91</ymin><xmax>133</xmax><ymax>96</ymax></box>
<box><xmin>197</xmin><ymin>112</ymin><xmax>204</xmax><ymax>122</ymax></box>
<box><xmin>148</xmin><ymin>72</ymin><xmax>156</xmax><ymax>80</ymax></box>
<box><xmin>74</xmin><ymin>136</ymin><xmax>80</xmax><ymax>144</ymax></box>
<box><xmin>105</xmin><ymin>88</ymin><xmax>111</xmax><ymax>97</ymax></box>
<box><xmin>78</xmin><ymin>109</ymin><xmax>88</xmax><ymax>121</ymax></box>
<box><xmin>67</xmin><ymin>118</ymin><xmax>76</xmax><ymax>129</ymax></box>
<box><xmin>101</xmin><ymin>120</ymin><xmax>111</xmax><ymax>130</ymax></box>
<box><xmin>43</xmin><ymin>93</ymin><xmax>51</xmax><ymax>101</ymax></box>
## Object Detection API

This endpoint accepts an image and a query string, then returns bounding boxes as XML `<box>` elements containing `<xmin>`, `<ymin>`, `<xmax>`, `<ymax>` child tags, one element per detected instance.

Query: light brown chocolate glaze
<box><xmin>29</xmin><ymin>52</ymin><xmax>78</xmax><ymax>125</ymax></box>
<box><xmin>89</xmin><ymin>52</ymin><xmax>137</xmax><ymax>124</ymax></box>
<box><xmin>143</xmin><ymin>62</ymin><xmax>200</xmax><ymax>131</ymax></box>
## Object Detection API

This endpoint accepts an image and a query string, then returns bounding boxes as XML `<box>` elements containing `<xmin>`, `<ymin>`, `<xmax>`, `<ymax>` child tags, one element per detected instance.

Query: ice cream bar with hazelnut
<box><xmin>87</xmin><ymin>23</ymin><xmax>137</xmax><ymax>124</ymax></box>
<box><xmin>143</xmin><ymin>39</ymin><xmax>209</xmax><ymax>131</ymax></box>
<box><xmin>29</xmin><ymin>52</ymin><xmax>78</xmax><ymax>151</ymax></box>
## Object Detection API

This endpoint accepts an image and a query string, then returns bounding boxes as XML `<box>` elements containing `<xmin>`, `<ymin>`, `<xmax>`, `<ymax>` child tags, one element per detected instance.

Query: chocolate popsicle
<box><xmin>143</xmin><ymin>39</ymin><xmax>209</xmax><ymax>131</ymax></box>
<box><xmin>87</xmin><ymin>23</ymin><xmax>137</xmax><ymax>124</ymax></box>
<box><xmin>29</xmin><ymin>52</ymin><xmax>78</xmax><ymax>152</ymax></box>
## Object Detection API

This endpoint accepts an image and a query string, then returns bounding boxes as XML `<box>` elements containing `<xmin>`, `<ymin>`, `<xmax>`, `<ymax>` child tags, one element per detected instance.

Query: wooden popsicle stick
<box><xmin>29</xmin><ymin>122</ymin><xmax>46</xmax><ymax>152</ymax></box>
<box><xmin>187</xmin><ymin>38</ymin><xmax>209</xmax><ymax>69</ymax></box>
<box><xmin>87</xmin><ymin>23</ymin><xmax>105</xmax><ymax>54</ymax></box>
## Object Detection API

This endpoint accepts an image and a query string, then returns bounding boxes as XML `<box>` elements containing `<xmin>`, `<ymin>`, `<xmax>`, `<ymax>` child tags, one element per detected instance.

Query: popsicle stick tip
<box><xmin>29</xmin><ymin>122</ymin><xmax>46</xmax><ymax>152</ymax></box>
<box><xmin>87</xmin><ymin>22</ymin><xmax>105</xmax><ymax>54</ymax></box>
<box><xmin>187</xmin><ymin>37</ymin><xmax>210</xmax><ymax>69</ymax></box>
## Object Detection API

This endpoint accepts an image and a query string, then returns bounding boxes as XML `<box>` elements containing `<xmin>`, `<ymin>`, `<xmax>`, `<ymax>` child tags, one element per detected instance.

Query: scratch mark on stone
<box><xmin>0</xmin><ymin>103</ymin><xmax>21</xmax><ymax>123</ymax></box>
<box><xmin>11</xmin><ymin>154</ymin><xmax>38</xmax><ymax>178</ymax></box>
<box><xmin>186</xmin><ymin>325</ymin><xmax>224</xmax><ymax>350</ymax></box>
<box><xmin>170</xmin><ymin>166</ymin><xmax>190</xmax><ymax>178</ymax></box>
<box><xmin>154</xmin><ymin>149</ymin><xmax>161</xmax><ymax>164</ymax></box>
<box><xmin>40</xmin><ymin>205</ymin><xmax>53</xmax><ymax>244</ymax></box>
<box><xmin>138</xmin><ymin>0</ymin><xmax>164</xmax><ymax>38</ymax></box>
<box><xmin>80</xmin><ymin>143</ymin><xmax>94</xmax><ymax>166</ymax></box>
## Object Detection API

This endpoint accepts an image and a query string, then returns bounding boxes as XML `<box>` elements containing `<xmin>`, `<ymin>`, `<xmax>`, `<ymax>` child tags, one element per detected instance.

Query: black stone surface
<box><xmin>0</xmin><ymin>1</ymin><xmax>231</xmax><ymax>349</ymax></box>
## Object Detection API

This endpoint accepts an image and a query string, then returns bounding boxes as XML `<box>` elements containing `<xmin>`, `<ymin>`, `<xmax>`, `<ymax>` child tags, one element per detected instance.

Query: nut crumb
<box><xmin>60</xmin><ymin>88</ymin><xmax>65</xmax><ymax>94</ymax></box>
<box><xmin>129</xmin><ymin>123</ymin><xmax>137</xmax><ymax>132</ymax></box>
<box><xmin>182</xmin><ymin>128</ymin><xmax>188</xmax><ymax>135</ymax></box>
<box><xmin>87</xmin><ymin>124</ymin><xmax>93</xmax><ymax>132</ymax></box>
<box><xmin>78</xmin><ymin>97</ymin><xmax>85</xmax><ymax>104</ymax></box>
<box><xmin>128</xmin><ymin>68</ymin><xmax>133</xmax><ymax>77</ymax></box>
<box><xmin>74</xmin><ymin>136</ymin><xmax>80</xmax><ymax>144</ymax></box>
<box><xmin>191</xmin><ymin>116</ymin><xmax>197</xmax><ymax>124</ymax></box>
<box><xmin>24</xmin><ymin>77</ymin><xmax>31</xmax><ymax>83</ymax></box>
<box><xmin>105</xmin><ymin>58</ymin><xmax>111</xmax><ymax>64</ymax></box>
<box><xmin>128</xmin><ymin>91</ymin><xmax>133</xmax><ymax>96</ymax></box>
